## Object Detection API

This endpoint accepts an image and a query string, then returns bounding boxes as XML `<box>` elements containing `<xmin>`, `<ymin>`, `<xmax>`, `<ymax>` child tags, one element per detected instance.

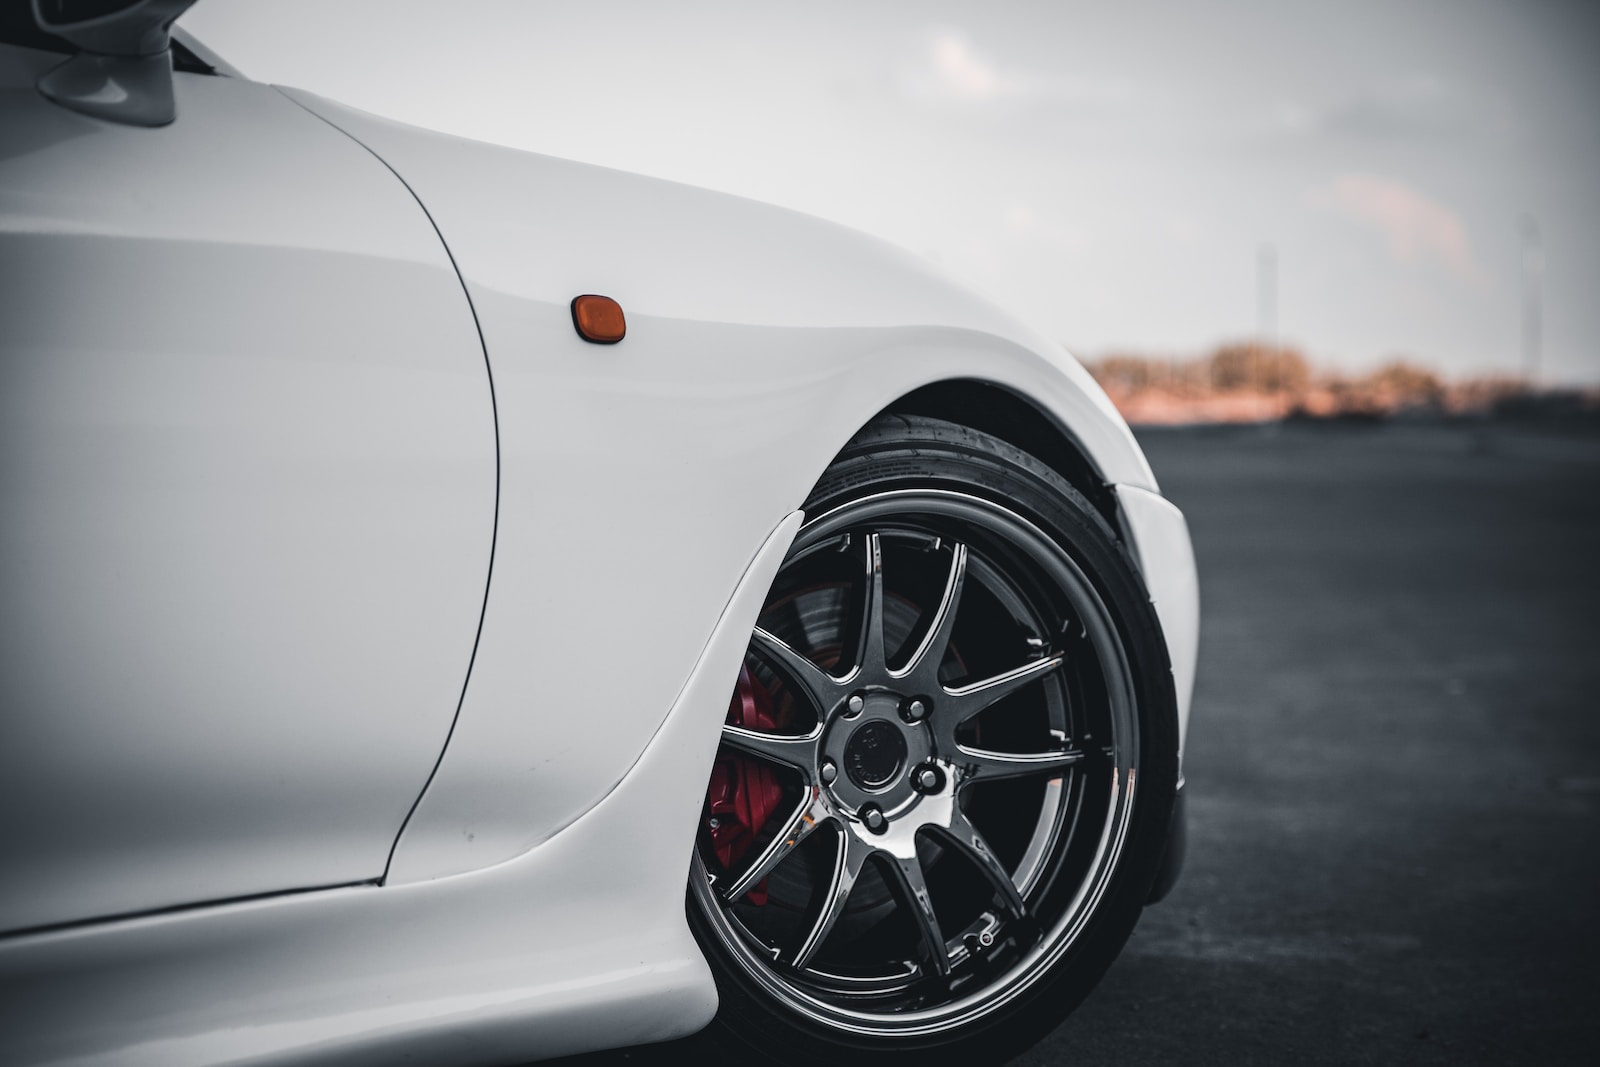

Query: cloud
<box><xmin>1255</xmin><ymin>77</ymin><xmax>1505</xmax><ymax>145</ymax></box>
<box><xmin>1323</xmin><ymin>76</ymin><xmax>1491</xmax><ymax>140</ymax></box>
<box><xmin>904</xmin><ymin>28</ymin><xmax>1145</xmax><ymax>111</ymax></box>
<box><xmin>1320</xmin><ymin>174</ymin><xmax>1481</xmax><ymax>281</ymax></box>
<box><xmin>930</xmin><ymin>29</ymin><xmax>1001</xmax><ymax>100</ymax></box>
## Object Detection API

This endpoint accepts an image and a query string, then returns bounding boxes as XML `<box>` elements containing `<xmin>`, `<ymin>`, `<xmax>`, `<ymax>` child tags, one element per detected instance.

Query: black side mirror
<box><xmin>32</xmin><ymin>0</ymin><xmax>200</xmax><ymax>127</ymax></box>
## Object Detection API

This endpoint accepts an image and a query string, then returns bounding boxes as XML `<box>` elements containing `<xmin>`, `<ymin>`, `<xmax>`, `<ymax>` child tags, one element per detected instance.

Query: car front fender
<box><xmin>281</xmin><ymin>88</ymin><xmax>1172</xmax><ymax>883</ymax></box>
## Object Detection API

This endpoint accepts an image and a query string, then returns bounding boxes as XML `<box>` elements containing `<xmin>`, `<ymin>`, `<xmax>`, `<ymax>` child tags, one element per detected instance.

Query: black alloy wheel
<box><xmin>687</xmin><ymin>414</ymin><xmax>1179</xmax><ymax>1065</ymax></box>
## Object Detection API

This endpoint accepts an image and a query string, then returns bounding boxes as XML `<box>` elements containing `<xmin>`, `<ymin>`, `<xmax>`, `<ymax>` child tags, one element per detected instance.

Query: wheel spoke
<box><xmin>882</xmin><ymin>849</ymin><xmax>951</xmax><ymax>976</ymax></box>
<box><xmin>928</xmin><ymin>806</ymin><xmax>1026</xmax><ymax>917</ymax></box>
<box><xmin>723</xmin><ymin>786</ymin><xmax>829</xmax><ymax>903</ymax></box>
<box><xmin>943</xmin><ymin>652</ymin><xmax>1065</xmax><ymax>724</ymax></box>
<box><xmin>793</xmin><ymin>830</ymin><xmax>874</xmax><ymax>970</ymax></box>
<box><xmin>750</xmin><ymin>626</ymin><xmax>844</xmax><ymax>709</ymax></box>
<box><xmin>720</xmin><ymin>723</ymin><xmax>822</xmax><ymax>773</ymax></box>
<box><xmin>853</xmin><ymin>533</ymin><xmax>887</xmax><ymax>677</ymax></box>
<box><xmin>894</xmin><ymin>542</ymin><xmax>967</xmax><ymax>686</ymax></box>
<box><xmin>950</xmin><ymin>744</ymin><xmax>1084</xmax><ymax>782</ymax></box>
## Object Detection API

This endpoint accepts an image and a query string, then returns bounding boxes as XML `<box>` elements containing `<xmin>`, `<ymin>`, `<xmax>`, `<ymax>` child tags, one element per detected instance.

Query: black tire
<box><xmin>687</xmin><ymin>414</ymin><xmax>1179</xmax><ymax>1066</ymax></box>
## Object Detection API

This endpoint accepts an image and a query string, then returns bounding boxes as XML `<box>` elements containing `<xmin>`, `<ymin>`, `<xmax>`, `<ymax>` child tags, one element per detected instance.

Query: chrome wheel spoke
<box><xmin>850</xmin><ymin>532</ymin><xmax>889</xmax><ymax>678</ymax></box>
<box><xmin>793</xmin><ymin>830</ymin><xmax>874</xmax><ymax>970</ymax></box>
<box><xmin>723</xmin><ymin>786</ymin><xmax>829</xmax><ymax>903</ymax></box>
<box><xmin>750</xmin><ymin>626</ymin><xmax>843</xmax><ymax>708</ymax></box>
<box><xmin>950</xmin><ymin>744</ymin><xmax>1084</xmax><ymax>783</ymax></box>
<box><xmin>895</xmin><ymin>542</ymin><xmax>968</xmax><ymax>687</ymax></box>
<box><xmin>721</xmin><ymin>723</ymin><xmax>822</xmax><ymax>773</ymax></box>
<box><xmin>882</xmin><ymin>849</ymin><xmax>951</xmax><ymax>976</ymax></box>
<box><xmin>929</xmin><ymin>807</ymin><xmax>1026</xmax><ymax>917</ymax></box>
<box><xmin>943</xmin><ymin>653</ymin><xmax>1065</xmax><ymax>725</ymax></box>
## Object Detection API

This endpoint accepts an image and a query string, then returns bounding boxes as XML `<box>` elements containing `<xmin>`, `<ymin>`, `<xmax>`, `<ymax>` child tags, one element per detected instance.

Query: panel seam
<box><xmin>276</xmin><ymin>89</ymin><xmax>501</xmax><ymax>885</ymax></box>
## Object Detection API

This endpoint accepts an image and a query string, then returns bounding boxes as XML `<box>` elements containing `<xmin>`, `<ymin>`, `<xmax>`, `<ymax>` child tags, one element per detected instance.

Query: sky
<box><xmin>183</xmin><ymin>0</ymin><xmax>1600</xmax><ymax>383</ymax></box>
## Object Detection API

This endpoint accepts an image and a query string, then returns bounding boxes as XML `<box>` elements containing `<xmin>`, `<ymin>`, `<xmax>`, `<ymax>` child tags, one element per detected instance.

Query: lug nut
<box><xmin>901</xmin><ymin>697</ymin><xmax>929</xmax><ymax>722</ymax></box>
<box><xmin>846</xmin><ymin>694</ymin><xmax>865</xmax><ymax>716</ymax></box>
<box><xmin>911</xmin><ymin>762</ymin><xmax>944</xmax><ymax>794</ymax></box>
<box><xmin>860</xmin><ymin>805</ymin><xmax>888</xmax><ymax>833</ymax></box>
<box><xmin>819</xmin><ymin>759</ymin><xmax>838</xmax><ymax>784</ymax></box>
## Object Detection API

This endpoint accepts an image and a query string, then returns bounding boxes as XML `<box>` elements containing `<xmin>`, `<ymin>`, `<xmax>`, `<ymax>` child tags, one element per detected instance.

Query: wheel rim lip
<box><xmin>693</xmin><ymin>489</ymin><xmax>1141</xmax><ymax>1036</ymax></box>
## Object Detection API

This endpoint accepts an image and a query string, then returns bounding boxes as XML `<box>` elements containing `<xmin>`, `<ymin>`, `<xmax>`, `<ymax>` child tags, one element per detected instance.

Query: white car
<box><xmin>0</xmin><ymin>3</ymin><xmax>1198</xmax><ymax>1065</ymax></box>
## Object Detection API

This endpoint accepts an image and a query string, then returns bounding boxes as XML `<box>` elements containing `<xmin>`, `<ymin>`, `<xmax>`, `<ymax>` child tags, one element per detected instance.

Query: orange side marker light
<box><xmin>571</xmin><ymin>294</ymin><xmax>626</xmax><ymax>344</ymax></box>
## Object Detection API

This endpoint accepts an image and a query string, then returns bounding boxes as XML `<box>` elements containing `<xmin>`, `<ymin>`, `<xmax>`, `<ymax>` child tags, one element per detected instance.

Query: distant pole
<box><xmin>1258</xmin><ymin>244</ymin><xmax>1277</xmax><ymax>389</ymax></box>
<box><xmin>1520</xmin><ymin>216</ymin><xmax>1542</xmax><ymax>387</ymax></box>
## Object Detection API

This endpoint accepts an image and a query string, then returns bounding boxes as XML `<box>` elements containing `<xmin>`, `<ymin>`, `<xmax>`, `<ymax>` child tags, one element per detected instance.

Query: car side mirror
<box><xmin>32</xmin><ymin>0</ymin><xmax>199</xmax><ymax>127</ymax></box>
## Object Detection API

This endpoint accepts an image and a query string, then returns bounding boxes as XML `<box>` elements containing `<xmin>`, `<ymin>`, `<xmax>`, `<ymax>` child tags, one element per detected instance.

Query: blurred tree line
<box><xmin>1083</xmin><ymin>343</ymin><xmax>1547</xmax><ymax>422</ymax></box>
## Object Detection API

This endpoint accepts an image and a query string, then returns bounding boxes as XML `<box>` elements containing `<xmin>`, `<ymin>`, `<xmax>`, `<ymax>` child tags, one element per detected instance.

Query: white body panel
<box><xmin>0</xmin><ymin>511</ymin><xmax>802</xmax><ymax>1067</ymax></box>
<box><xmin>1117</xmin><ymin>485</ymin><xmax>1201</xmax><ymax>759</ymax></box>
<box><xmin>0</xmin><ymin>55</ymin><xmax>495</xmax><ymax>931</ymax></box>
<box><xmin>276</xmin><ymin>92</ymin><xmax>1189</xmax><ymax>887</ymax></box>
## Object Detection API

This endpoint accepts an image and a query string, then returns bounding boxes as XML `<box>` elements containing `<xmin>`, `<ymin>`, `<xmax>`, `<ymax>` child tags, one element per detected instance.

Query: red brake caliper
<box><xmin>705</xmin><ymin>663</ymin><xmax>786</xmax><ymax>905</ymax></box>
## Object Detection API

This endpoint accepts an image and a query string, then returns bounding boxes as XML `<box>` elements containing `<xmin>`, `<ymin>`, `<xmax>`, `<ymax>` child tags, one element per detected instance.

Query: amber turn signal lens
<box><xmin>571</xmin><ymin>294</ymin><xmax>626</xmax><ymax>344</ymax></box>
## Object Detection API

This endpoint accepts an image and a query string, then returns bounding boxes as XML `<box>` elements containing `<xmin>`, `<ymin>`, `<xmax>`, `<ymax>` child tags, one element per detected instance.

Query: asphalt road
<box><xmin>559</xmin><ymin>418</ymin><xmax>1600</xmax><ymax>1067</ymax></box>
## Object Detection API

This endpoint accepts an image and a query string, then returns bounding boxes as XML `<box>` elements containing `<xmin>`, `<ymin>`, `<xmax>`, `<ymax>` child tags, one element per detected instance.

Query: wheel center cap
<box><xmin>843</xmin><ymin>719</ymin><xmax>907</xmax><ymax>790</ymax></box>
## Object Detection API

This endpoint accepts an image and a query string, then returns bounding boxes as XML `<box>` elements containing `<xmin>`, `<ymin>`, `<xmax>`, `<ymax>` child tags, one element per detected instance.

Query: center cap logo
<box><xmin>843</xmin><ymin>719</ymin><xmax>908</xmax><ymax>791</ymax></box>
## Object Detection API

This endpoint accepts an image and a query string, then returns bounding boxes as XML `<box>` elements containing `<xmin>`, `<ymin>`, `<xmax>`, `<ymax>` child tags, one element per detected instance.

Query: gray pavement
<box><xmin>561</xmin><ymin>419</ymin><xmax>1600</xmax><ymax>1066</ymax></box>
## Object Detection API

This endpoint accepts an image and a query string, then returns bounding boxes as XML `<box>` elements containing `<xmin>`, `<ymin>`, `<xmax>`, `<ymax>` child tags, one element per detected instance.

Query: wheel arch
<box><xmin>877</xmin><ymin>379</ymin><xmax>1121</xmax><ymax>531</ymax></box>
<box><xmin>874</xmin><ymin>380</ymin><xmax>1197</xmax><ymax>767</ymax></box>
